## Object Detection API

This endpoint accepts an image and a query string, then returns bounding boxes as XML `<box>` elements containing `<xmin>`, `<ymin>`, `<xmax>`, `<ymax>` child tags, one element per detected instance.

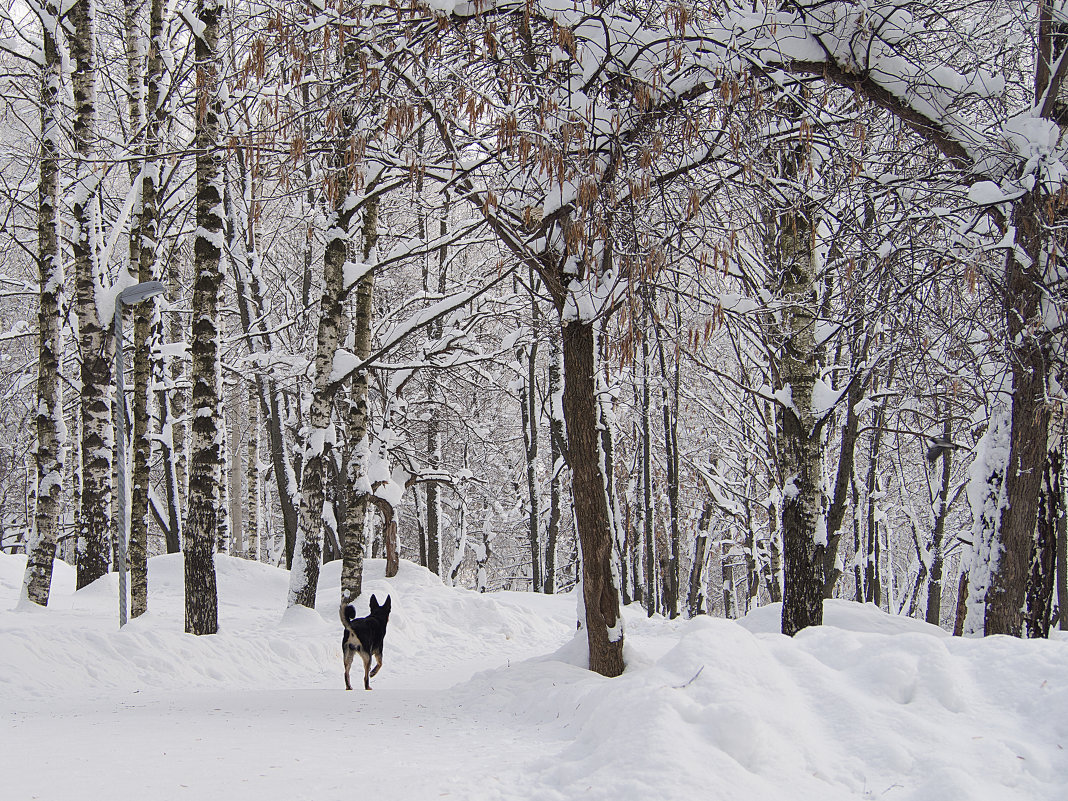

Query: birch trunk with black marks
<box><xmin>686</xmin><ymin>499</ymin><xmax>716</xmax><ymax>617</ymax></box>
<box><xmin>247</xmin><ymin>382</ymin><xmax>260</xmax><ymax>561</ymax></box>
<box><xmin>184</xmin><ymin>0</ymin><xmax>224</xmax><ymax>635</ymax></box>
<box><xmin>229</xmin><ymin>397</ymin><xmax>244</xmax><ymax>557</ymax></box>
<box><xmin>341</xmin><ymin>196</ymin><xmax>378</xmax><ymax>600</ymax></box>
<box><xmin>166</xmin><ymin>251</ymin><xmax>187</xmax><ymax>551</ymax></box>
<box><xmin>22</xmin><ymin>16</ymin><xmax>63</xmax><ymax>606</ymax></box>
<box><xmin>770</xmin><ymin>200</ymin><xmax>826</xmax><ymax>636</ymax></box>
<box><xmin>925</xmin><ymin>414</ymin><xmax>954</xmax><ymax>626</ymax></box>
<box><xmin>289</xmin><ymin>35</ymin><xmax>361</xmax><ymax>608</ymax></box>
<box><xmin>71</xmin><ymin>0</ymin><xmax>114</xmax><ymax>591</ymax></box>
<box><xmin>128</xmin><ymin>0</ymin><xmax>166</xmax><ymax>618</ymax></box>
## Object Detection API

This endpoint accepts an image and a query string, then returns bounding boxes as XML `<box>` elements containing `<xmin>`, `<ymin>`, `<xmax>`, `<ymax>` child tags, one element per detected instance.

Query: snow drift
<box><xmin>1</xmin><ymin>552</ymin><xmax>1065</xmax><ymax>801</ymax></box>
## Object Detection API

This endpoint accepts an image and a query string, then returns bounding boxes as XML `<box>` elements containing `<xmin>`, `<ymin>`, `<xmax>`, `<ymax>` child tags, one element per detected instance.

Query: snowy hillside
<box><xmin>1</xmin><ymin>553</ymin><xmax>1065</xmax><ymax>801</ymax></box>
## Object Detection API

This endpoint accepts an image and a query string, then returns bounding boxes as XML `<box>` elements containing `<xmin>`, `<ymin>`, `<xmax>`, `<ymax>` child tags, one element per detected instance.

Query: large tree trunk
<box><xmin>341</xmin><ymin>197</ymin><xmax>378</xmax><ymax>599</ymax></box>
<box><xmin>562</xmin><ymin>319</ymin><xmax>624</xmax><ymax>677</ymax></box>
<box><xmin>22</xmin><ymin>20</ymin><xmax>63</xmax><ymax>607</ymax></box>
<box><xmin>1024</xmin><ymin>448</ymin><xmax>1062</xmax><ymax>637</ymax></box>
<box><xmin>184</xmin><ymin>0</ymin><xmax>224</xmax><ymax>635</ymax></box>
<box><xmin>288</xmin><ymin>195</ymin><xmax>349</xmax><ymax>608</ymax></box>
<box><xmin>289</xmin><ymin>35</ymin><xmax>362</xmax><ymax>608</ymax></box>
<box><xmin>773</xmin><ymin>203</ymin><xmax>827</xmax><ymax>636</ymax></box>
<box><xmin>128</xmin><ymin>0</ymin><xmax>166</xmax><ymax>618</ymax></box>
<box><xmin>71</xmin><ymin>0</ymin><xmax>114</xmax><ymax>591</ymax></box>
<box><xmin>986</xmin><ymin>193</ymin><xmax>1053</xmax><ymax>635</ymax></box>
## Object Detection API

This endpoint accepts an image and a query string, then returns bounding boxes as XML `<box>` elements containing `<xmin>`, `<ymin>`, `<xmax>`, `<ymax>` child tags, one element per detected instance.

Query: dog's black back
<box><xmin>340</xmin><ymin>594</ymin><xmax>391</xmax><ymax>690</ymax></box>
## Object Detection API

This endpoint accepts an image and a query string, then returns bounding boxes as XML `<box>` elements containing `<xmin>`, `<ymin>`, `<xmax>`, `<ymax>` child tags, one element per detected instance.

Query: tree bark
<box><xmin>544</xmin><ymin>326</ymin><xmax>563</xmax><ymax>594</ymax></box>
<box><xmin>522</xmin><ymin>322</ymin><xmax>541</xmax><ymax>591</ymax></box>
<box><xmin>657</xmin><ymin>337</ymin><xmax>681</xmax><ymax>618</ymax></box>
<box><xmin>341</xmin><ymin>197</ymin><xmax>378</xmax><ymax>599</ymax></box>
<box><xmin>562</xmin><ymin>319</ymin><xmax>624</xmax><ymax>677</ymax></box>
<box><xmin>71</xmin><ymin>0</ymin><xmax>114</xmax><ymax>591</ymax></box>
<box><xmin>128</xmin><ymin>0</ymin><xmax>166</xmax><ymax>617</ymax></box>
<box><xmin>1024</xmin><ymin>448</ymin><xmax>1062</xmax><ymax>637</ymax></box>
<box><xmin>774</xmin><ymin>207</ymin><xmax>827</xmax><ymax>636</ymax></box>
<box><xmin>247</xmin><ymin>382</ymin><xmax>259</xmax><ymax>561</ymax></box>
<box><xmin>925</xmin><ymin>414</ymin><xmax>954</xmax><ymax>627</ymax></box>
<box><xmin>986</xmin><ymin>193</ymin><xmax>1053</xmax><ymax>635</ymax></box>
<box><xmin>184</xmin><ymin>0</ymin><xmax>224</xmax><ymax>635</ymax></box>
<box><xmin>22</xmin><ymin>16</ymin><xmax>63</xmax><ymax>607</ymax></box>
<box><xmin>686</xmin><ymin>499</ymin><xmax>716</xmax><ymax>617</ymax></box>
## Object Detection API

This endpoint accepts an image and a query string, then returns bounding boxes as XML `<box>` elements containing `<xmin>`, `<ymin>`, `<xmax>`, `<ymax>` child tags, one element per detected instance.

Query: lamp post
<box><xmin>114</xmin><ymin>280</ymin><xmax>166</xmax><ymax>627</ymax></box>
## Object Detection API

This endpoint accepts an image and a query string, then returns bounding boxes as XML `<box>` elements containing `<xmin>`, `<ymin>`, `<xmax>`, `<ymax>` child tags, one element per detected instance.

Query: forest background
<box><xmin>0</xmin><ymin>0</ymin><xmax>1065</xmax><ymax>674</ymax></box>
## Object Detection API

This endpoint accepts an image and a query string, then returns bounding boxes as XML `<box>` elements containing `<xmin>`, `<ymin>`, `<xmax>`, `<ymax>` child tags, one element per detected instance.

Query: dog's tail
<box><xmin>339</xmin><ymin>599</ymin><xmax>356</xmax><ymax>629</ymax></box>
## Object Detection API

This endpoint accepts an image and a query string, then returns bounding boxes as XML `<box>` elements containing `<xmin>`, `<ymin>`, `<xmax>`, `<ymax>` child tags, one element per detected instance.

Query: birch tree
<box><xmin>184</xmin><ymin>0</ymin><xmax>225</xmax><ymax>635</ymax></box>
<box><xmin>21</xmin><ymin>3</ymin><xmax>64</xmax><ymax>606</ymax></box>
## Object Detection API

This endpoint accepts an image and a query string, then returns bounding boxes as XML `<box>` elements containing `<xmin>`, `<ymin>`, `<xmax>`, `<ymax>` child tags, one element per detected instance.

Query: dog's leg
<box><xmin>369</xmin><ymin>650</ymin><xmax>383</xmax><ymax>678</ymax></box>
<box><xmin>361</xmin><ymin>650</ymin><xmax>373</xmax><ymax>690</ymax></box>
<box><xmin>343</xmin><ymin>643</ymin><xmax>357</xmax><ymax>691</ymax></box>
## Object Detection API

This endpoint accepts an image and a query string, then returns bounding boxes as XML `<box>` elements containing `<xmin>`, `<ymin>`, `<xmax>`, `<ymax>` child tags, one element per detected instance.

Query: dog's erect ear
<box><xmin>370</xmin><ymin>594</ymin><xmax>380</xmax><ymax>612</ymax></box>
<box><xmin>382</xmin><ymin>595</ymin><xmax>391</xmax><ymax>613</ymax></box>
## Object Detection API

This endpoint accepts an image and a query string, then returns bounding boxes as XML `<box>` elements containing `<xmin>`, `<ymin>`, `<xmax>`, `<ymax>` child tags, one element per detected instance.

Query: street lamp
<box><xmin>114</xmin><ymin>280</ymin><xmax>166</xmax><ymax>627</ymax></box>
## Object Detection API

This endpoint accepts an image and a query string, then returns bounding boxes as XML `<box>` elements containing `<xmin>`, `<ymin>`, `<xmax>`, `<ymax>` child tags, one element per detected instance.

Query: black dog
<box><xmin>339</xmin><ymin>594</ymin><xmax>391</xmax><ymax>691</ymax></box>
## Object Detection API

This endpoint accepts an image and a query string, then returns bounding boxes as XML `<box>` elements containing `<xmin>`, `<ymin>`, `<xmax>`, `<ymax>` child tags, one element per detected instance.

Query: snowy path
<box><xmin>5</xmin><ymin>683</ymin><xmax>560</xmax><ymax>801</ymax></box>
<box><xmin>3</xmin><ymin>553</ymin><xmax>1067</xmax><ymax>801</ymax></box>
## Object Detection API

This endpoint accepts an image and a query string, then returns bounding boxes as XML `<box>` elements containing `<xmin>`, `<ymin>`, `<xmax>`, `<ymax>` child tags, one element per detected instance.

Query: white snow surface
<box><xmin>2</xmin><ymin>553</ymin><xmax>1066</xmax><ymax>801</ymax></box>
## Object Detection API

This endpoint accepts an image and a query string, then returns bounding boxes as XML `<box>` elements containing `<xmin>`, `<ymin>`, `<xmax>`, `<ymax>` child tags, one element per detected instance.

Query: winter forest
<box><xmin>1</xmin><ymin>1</ymin><xmax>1067</xmax><ymax>798</ymax></box>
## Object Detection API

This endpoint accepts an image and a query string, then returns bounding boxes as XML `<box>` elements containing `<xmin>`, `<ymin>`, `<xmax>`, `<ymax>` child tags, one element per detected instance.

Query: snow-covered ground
<box><xmin>1</xmin><ymin>553</ymin><xmax>1065</xmax><ymax>801</ymax></box>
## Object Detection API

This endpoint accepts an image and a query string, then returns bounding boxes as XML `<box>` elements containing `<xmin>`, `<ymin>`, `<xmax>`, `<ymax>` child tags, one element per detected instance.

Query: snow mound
<box><xmin>1</xmin><ymin>552</ymin><xmax>1065</xmax><ymax>801</ymax></box>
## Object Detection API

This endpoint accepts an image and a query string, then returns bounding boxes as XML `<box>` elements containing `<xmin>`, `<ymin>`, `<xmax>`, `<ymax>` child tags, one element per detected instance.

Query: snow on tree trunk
<box><xmin>289</xmin><ymin>36</ymin><xmax>361</xmax><ymax>608</ymax></box>
<box><xmin>166</xmin><ymin>251</ymin><xmax>187</xmax><ymax>552</ymax></box>
<box><xmin>963</xmin><ymin>406</ymin><xmax>1012</xmax><ymax>637</ymax></box>
<box><xmin>986</xmin><ymin>194</ymin><xmax>1054</xmax><ymax>636</ymax></box>
<box><xmin>925</xmin><ymin>414</ymin><xmax>954</xmax><ymax>627</ymax></box>
<box><xmin>70</xmin><ymin>0</ymin><xmax>114</xmax><ymax>591</ymax></box>
<box><xmin>341</xmin><ymin>198</ymin><xmax>378</xmax><ymax>599</ymax></box>
<box><xmin>686</xmin><ymin>500</ymin><xmax>715</xmax><ymax>617</ymax></box>
<box><xmin>184</xmin><ymin>0</ymin><xmax>225</xmax><ymax>636</ymax></box>
<box><xmin>562</xmin><ymin>319</ymin><xmax>624</xmax><ymax>678</ymax></box>
<box><xmin>772</xmin><ymin>201</ymin><xmax>828</xmax><ymax>637</ymax></box>
<box><xmin>128</xmin><ymin>0</ymin><xmax>166</xmax><ymax>618</ymax></box>
<box><xmin>22</xmin><ymin>19</ymin><xmax>64</xmax><ymax>607</ymax></box>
